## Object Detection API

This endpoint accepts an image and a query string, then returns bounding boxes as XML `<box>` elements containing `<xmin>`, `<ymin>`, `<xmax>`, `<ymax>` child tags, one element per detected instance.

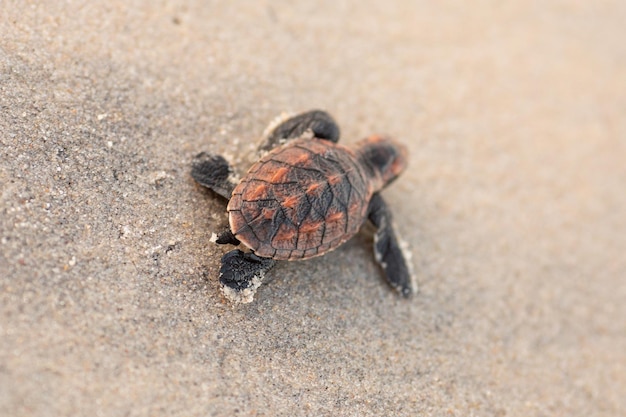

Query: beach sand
<box><xmin>1</xmin><ymin>1</ymin><xmax>625</xmax><ymax>415</ymax></box>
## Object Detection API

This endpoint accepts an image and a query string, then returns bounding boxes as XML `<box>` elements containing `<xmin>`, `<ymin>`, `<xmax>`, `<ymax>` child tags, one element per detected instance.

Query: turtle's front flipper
<box><xmin>367</xmin><ymin>193</ymin><xmax>414</xmax><ymax>297</ymax></box>
<box><xmin>219</xmin><ymin>249</ymin><xmax>276</xmax><ymax>303</ymax></box>
<box><xmin>191</xmin><ymin>152</ymin><xmax>238</xmax><ymax>200</ymax></box>
<box><xmin>258</xmin><ymin>110</ymin><xmax>340</xmax><ymax>153</ymax></box>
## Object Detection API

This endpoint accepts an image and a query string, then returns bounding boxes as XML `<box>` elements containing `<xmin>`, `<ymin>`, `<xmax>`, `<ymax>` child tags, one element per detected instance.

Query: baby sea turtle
<box><xmin>192</xmin><ymin>110</ymin><xmax>414</xmax><ymax>303</ymax></box>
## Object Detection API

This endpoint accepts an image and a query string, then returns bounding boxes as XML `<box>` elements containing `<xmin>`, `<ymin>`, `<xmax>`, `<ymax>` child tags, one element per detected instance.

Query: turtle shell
<box><xmin>227</xmin><ymin>138</ymin><xmax>373</xmax><ymax>260</ymax></box>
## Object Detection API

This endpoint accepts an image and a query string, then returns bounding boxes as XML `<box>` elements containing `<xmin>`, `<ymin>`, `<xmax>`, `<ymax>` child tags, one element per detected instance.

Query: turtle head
<box><xmin>356</xmin><ymin>135</ymin><xmax>408</xmax><ymax>190</ymax></box>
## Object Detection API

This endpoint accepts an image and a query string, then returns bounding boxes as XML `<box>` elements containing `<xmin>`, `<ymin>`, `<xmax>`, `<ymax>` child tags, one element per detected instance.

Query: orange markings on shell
<box><xmin>228</xmin><ymin>137</ymin><xmax>374</xmax><ymax>260</ymax></box>
<box><xmin>327</xmin><ymin>174</ymin><xmax>342</xmax><ymax>185</ymax></box>
<box><xmin>299</xmin><ymin>221</ymin><xmax>324</xmax><ymax>234</ymax></box>
<box><xmin>273</xmin><ymin>223</ymin><xmax>297</xmax><ymax>246</ymax></box>
<box><xmin>326</xmin><ymin>211</ymin><xmax>344</xmax><ymax>222</ymax></box>
<box><xmin>260</xmin><ymin>207</ymin><xmax>274</xmax><ymax>219</ymax></box>
<box><xmin>271</xmin><ymin>167</ymin><xmax>289</xmax><ymax>183</ymax></box>
<box><xmin>246</xmin><ymin>183</ymin><xmax>268</xmax><ymax>200</ymax></box>
<box><xmin>306</xmin><ymin>182</ymin><xmax>322</xmax><ymax>194</ymax></box>
<box><xmin>282</xmin><ymin>195</ymin><xmax>299</xmax><ymax>209</ymax></box>
<box><xmin>294</xmin><ymin>153</ymin><xmax>311</xmax><ymax>164</ymax></box>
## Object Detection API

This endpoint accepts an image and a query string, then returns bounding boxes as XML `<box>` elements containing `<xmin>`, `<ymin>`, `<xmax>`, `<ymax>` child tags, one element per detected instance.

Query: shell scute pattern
<box><xmin>227</xmin><ymin>138</ymin><xmax>371</xmax><ymax>260</ymax></box>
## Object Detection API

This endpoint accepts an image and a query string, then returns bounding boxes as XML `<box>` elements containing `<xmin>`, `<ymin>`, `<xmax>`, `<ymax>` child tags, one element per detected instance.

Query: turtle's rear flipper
<box><xmin>258</xmin><ymin>110</ymin><xmax>340</xmax><ymax>154</ymax></box>
<box><xmin>219</xmin><ymin>250</ymin><xmax>276</xmax><ymax>303</ymax></box>
<box><xmin>367</xmin><ymin>193</ymin><xmax>414</xmax><ymax>297</ymax></box>
<box><xmin>191</xmin><ymin>152</ymin><xmax>238</xmax><ymax>200</ymax></box>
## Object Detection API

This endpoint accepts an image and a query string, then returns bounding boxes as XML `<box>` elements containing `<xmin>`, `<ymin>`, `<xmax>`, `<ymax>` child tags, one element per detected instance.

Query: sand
<box><xmin>1</xmin><ymin>1</ymin><xmax>625</xmax><ymax>416</ymax></box>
